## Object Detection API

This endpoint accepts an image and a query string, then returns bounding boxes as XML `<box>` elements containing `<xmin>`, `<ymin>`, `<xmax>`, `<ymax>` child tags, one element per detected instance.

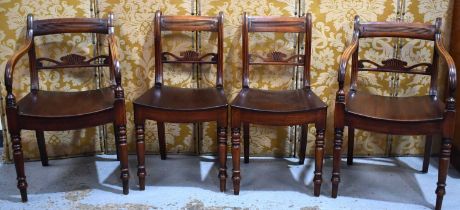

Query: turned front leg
<box><xmin>136</xmin><ymin>123</ymin><xmax>146</xmax><ymax>190</ymax></box>
<box><xmin>314</xmin><ymin>127</ymin><xmax>325</xmax><ymax>197</ymax></box>
<box><xmin>435</xmin><ymin>137</ymin><xmax>451</xmax><ymax>210</ymax></box>
<box><xmin>231</xmin><ymin>127</ymin><xmax>241</xmax><ymax>195</ymax></box>
<box><xmin>117</xmin><ymin>125</ymin><xmax>129</xmax><ymax>194</ymax></box>
<box><xmin>331</xmin><ymin>128</ymin><xmax>343</xmax><ymax>198</ymax></box>
<box><xmin>11</xmin><ymin>132</ymin><xmax>28</xmax><ymax>202</ymax></box>
<box><xmin>217</xmin><ymin>126</ymin><xmax>227</xmax><ymax>192</ymax></box>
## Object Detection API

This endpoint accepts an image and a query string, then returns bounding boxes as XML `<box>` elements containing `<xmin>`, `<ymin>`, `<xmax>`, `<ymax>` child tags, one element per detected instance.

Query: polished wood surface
<box><xmin>133</xmin><ymin>10</ymin><xmax>228</xmax><ymax>192</ymax></box>
<box><xmin>135</xmin><ymin>86</ymin><xmax>227</xmax><ymax>111</ymax></box>
<box><xmin>230</xmin><ymin>13</ymin><xmax>327</xmax><ymax>196</ymax></box>
<box><xmin>451</xmin><ymin>0</ymin><xmax>460</xmax><ymax>172</ymax></box>
<box><xmin>346</xmin><ymin>92</ymin><xmax>444</xmax><ymax>122</ymax></box>
<box><xmin>3</xmin><ymin>13</ymin><xmax>129</xmax><ymax>202</ymax></box>
<box><xmin>332</xmin><ymin>16</ymin><xmax>456</xmax><ymax>210</ymax></box>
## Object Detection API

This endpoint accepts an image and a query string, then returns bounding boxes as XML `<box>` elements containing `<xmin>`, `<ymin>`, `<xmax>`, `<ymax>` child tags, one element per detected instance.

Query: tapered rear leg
<box><xmin>113</xmin><ymin>124</ymin><xmax>120</xmax><ymax>161</ymax></box>
<box><xmin>35</xmin><ymin>130</ymin><xmax>48</xmax><ymax>166</ymax></box>
<box><xmin>422</xmin><ymin>135</ymin><xmax>432</xmax><ymax>173</ymax></box>
<box><xmin>157</xmin><ymin>122</ymin><xmax>166</xmax><ymax>160</ymax></box>
<box><xmin>243</xmin><ymin>123</ymin><xmax>249</xmax><ymax>164</ymax></box>
<box><xmin>299</xmin><ymin>125</ymin><xmax>308</xmax><ymax>165</ymax></box>
<box><xmin>347</xmin><ymin>127</ymin><xmax>355</xmax><ymax>165</ymax></box>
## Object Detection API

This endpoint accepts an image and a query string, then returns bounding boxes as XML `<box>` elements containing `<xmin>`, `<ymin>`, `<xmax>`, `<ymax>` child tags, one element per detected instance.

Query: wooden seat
<box><xmin>331</xmin><ymin>16</ymin><xmax>457</xmax><ymax>210</ymax></box>
<box><xmin>18</xmin><ymin>88</ymin><xmax>115</xmax><ymax>118</ymax></box>
<box><xmin>133</xmin><ymin>11</ymin><xmax>228</xmax><ymax>192</ymax></box>
<box><xmin>346</xmin><ymin>92</ymin><xmax>444</xmax><ymax>122</ymax></box>
<box><xmin>232</xmin><ymin>89</ymin><xmax>326</xmax><ymax>113</ymax></box>
<box><xmin>4</xmin><ymin>13</ymin><xmax>129</xmax><ymax>202</ymax></box>
<box><xmin>230</xmin><ymin>13</ymin><xmax>327</xmax><ymax>196</ymax></box>
<box><xmin>134</xmin><ymin>86</ymin><xmax>227</xmax><ymax>111</ymax></box>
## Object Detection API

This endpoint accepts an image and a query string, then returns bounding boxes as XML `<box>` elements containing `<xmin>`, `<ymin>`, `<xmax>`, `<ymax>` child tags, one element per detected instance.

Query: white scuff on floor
<box><xmin>0</xmin><ymin>151</ymin><xmax>459</xmax><ymax>210</ymax></box>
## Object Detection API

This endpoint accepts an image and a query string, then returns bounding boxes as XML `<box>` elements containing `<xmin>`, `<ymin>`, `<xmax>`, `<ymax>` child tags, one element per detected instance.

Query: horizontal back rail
<box><xmin>33</xmin><ymin>18</ymin><xmax>109</xmax><ymax>36</ymax></box>
<box><xmin>358</xmin><ymin>22</ymin><xmax>436</xmax><ymax>40</ymax></box>
<box><xmin>161</xmin><ymin>16</ymin><xmax>218</xmax><ymax>32</ymax></box>
<box><xmin>247</xmin><ymin>16</ymin><xmax>306</xmax><ymax>33</ymax></box>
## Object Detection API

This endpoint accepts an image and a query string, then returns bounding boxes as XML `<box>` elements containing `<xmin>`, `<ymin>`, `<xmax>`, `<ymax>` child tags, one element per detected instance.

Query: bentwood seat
<box><xmin>4</xmin><ymin>13</ymin><xmax>129</xmax><ymax>202</ymax></box>
<box><xmin>331</xmin><ymin>16</ymin><xmax>456</xmax><ymax>210</ymax></box>
<box><xmin>133</xmin><ymin>11</ymin><xmax>228</xmax><ymax>192</ymax></box>
<box><xmin>230</xmin><ymin>13</ymin><xmax>327</xmax><ymax>196</ymax></box>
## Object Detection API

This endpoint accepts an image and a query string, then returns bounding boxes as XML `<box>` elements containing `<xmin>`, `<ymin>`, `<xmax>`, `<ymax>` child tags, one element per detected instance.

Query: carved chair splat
<box><xmin>133</xmin><ymin>11</ymin><xmax>228</xmax><ymax>192</ymax></box>
<box><xmin>230</xmin><ymin>13</ymin><xmax>327</xmax><ymax>196</ymax></box>
<box><xmin>4</xmin><ymin>13</ymin><xmax>129</xmax><ymax>202</ymax></box>
<box><xmin>332</xmin><ymin>16</ymin><xmax>456</xmax><ymax>210</ymax></box>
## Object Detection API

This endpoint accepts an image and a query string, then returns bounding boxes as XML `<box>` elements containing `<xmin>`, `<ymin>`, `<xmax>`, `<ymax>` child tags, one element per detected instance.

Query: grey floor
<box><xmin>0</xmin><ymin>150</ymin><xmax>459</xmax><ymax>210</ymax></box>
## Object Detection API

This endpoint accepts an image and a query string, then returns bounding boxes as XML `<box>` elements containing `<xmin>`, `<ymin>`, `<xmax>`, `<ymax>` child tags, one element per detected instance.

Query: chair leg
<box><xmin>135</xmin><ymin>123</ymin><xmax>146</xmax><ymax>190</ymax></box>
<box><xmin>113</xmin><ymin>124</ymin><xmax>120</xmax><ymax>161</ymax></box>
<box><xmin>347</xmin><ymin>127</ymin><xmax>355</xmax><ymax>165</ymax></box>
<box><xmin>157</xmin><ymin>122</ymin><xmax>166</xmax><ymax>160</ymax></box>
<box><xmin>11</xmin><ymin>131</ymin><xmax>28</xmax><ymax>202</ymax></box>
<box><xmin>243</xmin><ymin>123</ymin><xmax>249</xmax><ymax>164</ymax></box>
<box><xmin>299</xmin><ymin>125</ymin><xmax>308</xmax><ymax>165</ymax></box>
<box><xmin>217</xmin><ymin>125</ymin><xmax>227</xmax><ymax>192</ymax></box>
<box><xmin>116</xmin><ymin>124</ymin><xmax>129</xmax><ymax>195</ymax></box>
<box><xmin>422</xmin><ymin>135</ymin><xmax>432</xmax><ymax>173</ymax></box>
<box><xmin>435</xmin><ymin>137</ymin><xmax>451</xmax><ymax>210</ymax></box>
<box><xmin>35</xmin><ymin>130</ymin><xmax>48</xmax><ymax>166</ymax></box>
<box><xmin>231</xmin><ymin>127</ymin><xmax>241</xmax><ymax>195</ymax></box>
<box><xmin>331</xmin><ymin>127</ymin><xmax>344</xmax><ymax>198</ymax></box>
<box><xmin>314</xmin><ymin>125</ymin><xmax>325</xmax><ymax>197</ymax></box>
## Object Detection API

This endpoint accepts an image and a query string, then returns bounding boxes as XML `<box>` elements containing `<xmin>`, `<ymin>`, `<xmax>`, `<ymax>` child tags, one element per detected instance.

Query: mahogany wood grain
<box><xmin>230</xmin><ymin>13</ymin><xmax>327</xmax><ymax>196</ymax></box>
<box><xmin>332</xmin><ymin>15</ymin><xmax>456</xmax><ymax>210</ymax></box>
<box><xmin>3</xmin><ymin>13</ymin><xmax>129</xmax><ymax>202</ymax></box>
<box><xmin>133</xmin><ymin>10</ymin><xmax>228</xmax><ymax>192</ymax></box>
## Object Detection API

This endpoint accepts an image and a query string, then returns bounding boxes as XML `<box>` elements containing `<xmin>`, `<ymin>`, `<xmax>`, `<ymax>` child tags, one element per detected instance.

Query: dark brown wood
<box><xmin>452</xmin><ymin>0</ymin><xmax>460</xmax><ymax>172</ymax></box>
<box><xmin>33</xmin><ymin>18</ymin><xmax>109</xmax><ymax>36</ymax></box>
<box><xmin>3</xmin><ymin>13</ymin><xmax>129</xmax><ymax>202</ymax></box>
<box><xmin>298</xmin><ymin>124</ymin><xmax>307</xmax><ymax>165</ymax></box>
<box><xmin>230</xmin><ymin>13</ymin><xmax>327</xmax><ymax>196</ymax></box>
<box><xmin>243</xmin><ymin>123</ymin><xmax>249</xmax><ymax>164</ymax></box>
<box><xmin>133</xmin><ymin>10</ymin><xmax>228</xmax><ymax>192</ymax></box>
<box><xmin>35</xmin><ymin>131</ymin><xmax>48</xmax><ymax>166</ymax></box>
<box><xmin>358</xmin><ymin>21</ymin><xmax>436</xmax><ymax>40</ymax></box>
<box><xmin>346</xmin><ymin>127</ymin><xmax>354</xmax><ymax>165</ymax></box>
<box><xmin>332</xmin><ymin>16</ymin><xmax>456</xmax><ymax>210</ymax></box>
<box><xmin>422</xmin><ymin>135</ymin><xmax>433</xmax><ymax>173</ymax></box>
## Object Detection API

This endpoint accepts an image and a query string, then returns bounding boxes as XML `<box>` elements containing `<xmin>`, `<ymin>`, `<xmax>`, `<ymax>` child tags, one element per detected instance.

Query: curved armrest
<box><xmin>108</xmin><ymin>34</ymin><xmax>122</xmax><ymax>86</ymax></box>
<box><xmin>4</xmin><ymin>37</ymin><xmax>33</xmax><ymax>94</ymax></box>
<box><xmin>338</xmin><ymin>31</ymin><xmax>359</xmax><ymax>90</ymax></box>
<box><xmin>435</xmin><ymin>36</ymin><xmax>457</xmax><ymax>101</ymax></box>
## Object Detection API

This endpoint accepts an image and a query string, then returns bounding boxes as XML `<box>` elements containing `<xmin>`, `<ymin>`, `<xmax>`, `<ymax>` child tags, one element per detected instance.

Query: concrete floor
<box><xmin>0</xmin><ymin>150</ymin><xmax>459</xmax><ymax>210</ymax></box>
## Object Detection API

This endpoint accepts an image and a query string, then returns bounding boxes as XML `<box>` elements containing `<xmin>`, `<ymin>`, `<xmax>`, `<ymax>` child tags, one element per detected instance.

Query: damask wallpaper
<box><xmin>0</xmin><ymin>0</ymin><xmax>454</xmax><ymax>161</ymax></box>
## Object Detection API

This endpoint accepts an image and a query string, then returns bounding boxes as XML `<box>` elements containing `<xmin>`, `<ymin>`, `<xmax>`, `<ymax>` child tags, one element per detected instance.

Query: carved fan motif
<box><xmin>358</xmin><ymin>58</ymin><xmax>432</xmax><ymax>74</ymax></box>
<box><xmin>268</xmin><ymin>51</ymin><xmax>287</xmax><ymax>62</ymax></box>
<box><xmin>249</xmin><ymin>51</ymin><xmax>303</xmax><ymax>64</ymax></box>
<box><xmin>179</xmin><ymin>50</ymin><xmax>200</xmax><ymax>61</ymax></box>
<box><xmin>162</xmin><ymin>50</ymin><xmax>217</xmax><ymax>63</ymax></box>
<box><xmin>381</xmin><ymin>58</ymin><xmax>408</xmax><ymax>69</ymax></box>
<box><xmin>60</xmin><ymin>54</ymin><xmax>88</xmax><ymax>65</ymax></box>
<box><xmin>36</xmin><ymin>54</ymin><xmax>109</xmax><ymax>69</ymax></box>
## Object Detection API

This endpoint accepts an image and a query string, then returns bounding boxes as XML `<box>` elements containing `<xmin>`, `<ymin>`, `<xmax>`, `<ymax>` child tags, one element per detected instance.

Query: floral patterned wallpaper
<box><xmin>0</xmin><ymin>0</ymin><xmax>454</xmax><ymax>161</ymax></box>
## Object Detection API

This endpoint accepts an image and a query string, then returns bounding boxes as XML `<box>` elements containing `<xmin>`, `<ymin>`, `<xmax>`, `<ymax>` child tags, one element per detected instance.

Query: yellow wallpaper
<box><xmin>0</xmin><ymin>0</ymin><xmax>101</xmax><ymax>161</ymax></box>
<box><xmin>0</xmin><ymin>0</ymin><xmax>454</xmax><ymax>161</ymax></box>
